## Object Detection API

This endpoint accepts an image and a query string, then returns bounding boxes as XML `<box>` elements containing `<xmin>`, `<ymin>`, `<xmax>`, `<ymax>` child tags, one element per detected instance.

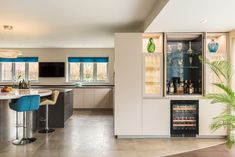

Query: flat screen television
<box><xmin>39</xmin><ymin>62</ymin><xmax>65</xmax><ymax>77</ymax></box>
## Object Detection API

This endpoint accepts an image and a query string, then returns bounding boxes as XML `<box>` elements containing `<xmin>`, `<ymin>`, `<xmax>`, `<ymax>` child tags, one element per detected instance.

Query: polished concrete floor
<box><xmin>0</xmin><ymin>110</ymin><xmax>228</xmax><ymax>157</ymax></box>
<box><xmin>167</xmin><ymin>144</ymin><xmax>235</xmax><ymax>157</ymax></box>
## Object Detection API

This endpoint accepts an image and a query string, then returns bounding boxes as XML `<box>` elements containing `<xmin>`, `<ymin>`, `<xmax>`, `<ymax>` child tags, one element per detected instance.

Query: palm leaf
<box><xmin>199</xmin><ymin>56</ymin><xmax>232</xmax><ymax>84</ymax></box>
<box><xmin>205</xmin><ymin>93</ymin><xmax>235</xmax><ymax>108</ymax></box>
<box><xmin>212</xmin><ymin>83</ymin><xmax>234</xmax><ymax>95</ymax></box>
<box><xmin>210</xmin><ymin>113</ymin><xmax>235</xmax><ymax>132</ymax></box>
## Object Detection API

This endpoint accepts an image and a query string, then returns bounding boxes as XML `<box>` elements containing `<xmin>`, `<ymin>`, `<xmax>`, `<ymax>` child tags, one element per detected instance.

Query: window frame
<box><xmin>68</xmin><ymin>62</ymin><xmax>82</xmax><ymax>82</ymax></box>
<box><xmin>95</xmin><ymin>62</ymin><xmax>109</xmax><ymax>82</ymax></box>
<box><xmin>67</xmin><ymin>58</ymin><xmax>109</xmax><ymax>83</ymax></box>
<box><xmin>0</xmin><ymin>62</ymin><xmax>39</xmax><ymax>82</ymax></box>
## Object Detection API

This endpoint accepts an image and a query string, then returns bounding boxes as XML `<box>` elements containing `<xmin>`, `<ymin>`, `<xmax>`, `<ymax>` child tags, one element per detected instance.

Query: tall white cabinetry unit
<box><xmin>114</xmin><ymin>33</ymin><xmax>142</xmax><ymax>135</ymax></box>
<box><xmin>115</xmin><ymin>33</ymin><xmax>170</xmax><ymax>137</ymax></box>
<box><xmin>114</xmin><ymin>32</ymin><xmax>229</xmax><ymax>138</ymax></box>
<box><xmin>142</xmin><ymin>34</ymin><xmax>170</xmax><ymax>136</ymax></box>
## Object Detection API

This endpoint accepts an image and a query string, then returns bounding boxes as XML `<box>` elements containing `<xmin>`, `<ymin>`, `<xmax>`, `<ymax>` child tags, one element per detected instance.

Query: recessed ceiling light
<box><xmin>200</xmin><ymin>19</ymin><xmax>208</xmax><ymax>24</ymax></box>
<box><xmin>3</xmin><ymin>25</ymin><xmax>13</xmax><ymax>30</ymax></box>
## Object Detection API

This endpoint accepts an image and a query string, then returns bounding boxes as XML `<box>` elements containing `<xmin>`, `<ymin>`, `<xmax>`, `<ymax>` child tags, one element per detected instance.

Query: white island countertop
<box><xmin>0</xmin><ymin>89</ymin><xmax>52</xmax><ymax>100</ymax></box>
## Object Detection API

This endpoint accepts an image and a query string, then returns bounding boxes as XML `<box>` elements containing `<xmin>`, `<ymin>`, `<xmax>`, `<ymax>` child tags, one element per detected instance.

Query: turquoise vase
<box><xmin>147</xmin><ymin>38</ymin><xmax>155</xmax><ymax>53</ymax></box>
<box><xmin>208</xmin><ymin>39</ymin><xmax>219</xmax><ymax>53</ymax></box>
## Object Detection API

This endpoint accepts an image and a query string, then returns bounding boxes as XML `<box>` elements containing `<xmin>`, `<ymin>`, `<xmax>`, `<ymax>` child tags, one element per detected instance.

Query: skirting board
<box><xmin>197</xmin><ymin>135</ymin><xmax>226</xmax><ymax>139</ymax></box>
<box><xmin>117</xmin><ymin>135</ymin><xmax>226</xmax><ymax>139</ymax></box>
<box><xmin>117</xmin><ymin>135</ymin><xmax>171</xmax><ymax>139</ymax></box>
<box><xmin>73</xmin><ymin>108</ymin><xmax>113</xmax><ymax>111</ymax></box>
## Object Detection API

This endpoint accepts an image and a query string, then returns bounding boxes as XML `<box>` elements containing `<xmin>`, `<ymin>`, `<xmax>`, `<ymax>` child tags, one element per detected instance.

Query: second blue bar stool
<box><xmin>9</xmin><ymin>95</ymin><xmax>40</xmax><ymax>145</ymax></box>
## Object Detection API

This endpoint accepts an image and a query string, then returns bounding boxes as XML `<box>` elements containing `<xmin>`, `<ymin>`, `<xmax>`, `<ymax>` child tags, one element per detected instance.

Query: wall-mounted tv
<box><xmin>39</xmin><ymin>62</ymin><xmax>65</xmax><ymax>77</ymax></box>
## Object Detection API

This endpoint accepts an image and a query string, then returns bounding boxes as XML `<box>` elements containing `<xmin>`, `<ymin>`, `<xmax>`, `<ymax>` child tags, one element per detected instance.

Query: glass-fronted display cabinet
<box><xmin>143</xmin><ymin>33</ymin><xmax>163</xmax><ymax>97</ymax></box>
<box><xmin>165</xmin><ymin>33</ymin><xmax>203</xmax><ymax>96</ymax></box>
<box><xmin>205</xmin><ymin>33</ymin><xmax>228</xmax><ymax>94</ymax></box>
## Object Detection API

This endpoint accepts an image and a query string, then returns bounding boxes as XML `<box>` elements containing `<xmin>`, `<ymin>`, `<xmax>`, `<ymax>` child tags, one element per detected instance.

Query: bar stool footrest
<box><xmin>38</xmin><ymin>128</ymin><xmax>55</xmax><ymax>133</ymax></box>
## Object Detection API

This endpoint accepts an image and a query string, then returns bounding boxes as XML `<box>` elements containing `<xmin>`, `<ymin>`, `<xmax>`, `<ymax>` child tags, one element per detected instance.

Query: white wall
<box><xmin>3</xmin><ymin>48</ymin><xmax>114</xmax><ymax>85</ymax></box>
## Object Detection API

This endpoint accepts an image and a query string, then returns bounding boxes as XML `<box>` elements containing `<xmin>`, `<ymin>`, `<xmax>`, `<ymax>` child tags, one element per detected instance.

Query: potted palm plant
<box><xmin>201</xmin><ymin>57</ymin><xmax>235</xmax><ymax>149</ymax></box>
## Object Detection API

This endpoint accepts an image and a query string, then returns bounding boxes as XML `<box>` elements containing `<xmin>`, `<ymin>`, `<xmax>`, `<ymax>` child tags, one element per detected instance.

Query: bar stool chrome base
<box><xmin>38</xmin><ymin>104</ymin><xmax>55</xmax><ymax>134</ymax></box>
<box><xmin>12</xmin><ymin>137</ymin><xmax>37</xmax><ymax>145</ymax></box>
<box><xmin>38</xmin><ymin>128</ymin><xmax>55</xmax><ymax>133</ymax></box>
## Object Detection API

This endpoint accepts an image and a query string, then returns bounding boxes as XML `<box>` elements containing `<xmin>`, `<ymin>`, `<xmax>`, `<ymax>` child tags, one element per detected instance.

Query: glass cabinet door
<box><xmin>165</xmin><ymin>33</ymin><xmax>203</xmax><ymax>96</ymax></box>
<box><xmin>143</xmin><ymin>54</ymin><xmax>162</xmax><ymax>97</ymax></box>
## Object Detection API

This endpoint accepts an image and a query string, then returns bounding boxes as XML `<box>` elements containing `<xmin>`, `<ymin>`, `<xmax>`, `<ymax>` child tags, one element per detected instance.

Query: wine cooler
<box><xmin>171</xmin><ymin>100</ymin><xmax>199</xmax><ymax>137</ymax></box>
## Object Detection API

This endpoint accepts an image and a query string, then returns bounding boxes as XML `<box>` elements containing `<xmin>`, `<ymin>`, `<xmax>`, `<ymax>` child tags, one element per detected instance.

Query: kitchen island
<box><xmin>34</xmin><ymin>88</ymin><xmax>73</xmax><ymax>128</ymax></box>
<box><xmin>0</xmin><ymin>89</ymin><xmax>52</xmax><ymax>142</ymax></box>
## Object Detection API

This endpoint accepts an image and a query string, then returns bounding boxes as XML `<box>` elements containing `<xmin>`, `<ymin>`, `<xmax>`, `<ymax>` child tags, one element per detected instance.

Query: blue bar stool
<box><xmin>9</xmin><ymin>95</ymin><xmax>40</xmax><ymax>145</ymax></box>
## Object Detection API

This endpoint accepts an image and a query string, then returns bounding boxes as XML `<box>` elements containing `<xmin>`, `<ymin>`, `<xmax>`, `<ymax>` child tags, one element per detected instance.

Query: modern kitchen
<box><xmin>1</xmin><ymin>0</ymin><xmax>235</xmax><ymax>157</ymax></box>
<box><xmin>0</xmin><ymin>48</ymin><xmax>114</xmax><ymax>144</ymax></box>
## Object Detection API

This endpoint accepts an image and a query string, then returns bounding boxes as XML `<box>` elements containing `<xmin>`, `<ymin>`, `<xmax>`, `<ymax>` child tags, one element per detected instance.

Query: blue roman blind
<box><xmin>68</xmin><ymin>57</ymin><xmax>109</xmax><ymax>63</ymax></box>
<box><xmin>0</xmin><ymin>57</ymin><xmax>38</xmax><ymax>62</ymax></box>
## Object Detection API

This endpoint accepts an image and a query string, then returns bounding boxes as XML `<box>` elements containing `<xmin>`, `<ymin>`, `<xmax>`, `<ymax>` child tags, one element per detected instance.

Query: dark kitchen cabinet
<box><xmin>35</xmin><ymin>89</ymin><xmax>73</xmax><ymax>129</ymax></box>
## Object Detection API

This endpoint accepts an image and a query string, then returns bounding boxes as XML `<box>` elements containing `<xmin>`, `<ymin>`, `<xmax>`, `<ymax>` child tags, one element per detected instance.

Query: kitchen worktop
<box><xmin>0</xmin><ymin>89</ymin><xmax>52</xmax><ymax>100</ymax></box>
<box><xmin>30</xmin><ymin>85</ymin><xmax>114</xmax><ymax>89</ymax></box>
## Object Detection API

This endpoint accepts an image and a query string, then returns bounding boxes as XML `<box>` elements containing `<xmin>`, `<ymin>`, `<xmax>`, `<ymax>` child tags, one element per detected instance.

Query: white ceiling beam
<box><xmin>142</xmin><ymin>0</ymin><xmax>169</xmax><ymax>32</ymax></box>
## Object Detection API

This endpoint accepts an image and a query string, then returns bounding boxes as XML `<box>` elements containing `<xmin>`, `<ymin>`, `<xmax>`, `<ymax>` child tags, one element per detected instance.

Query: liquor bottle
<box><xmin>169</xmin><ymin>81</ymin><xmax>174</xmax><ymax>94</ymax></box>
<box><xmin>176</xmin><ymin>81</ymin><xmax>184</xmax><ymax>95</ymax></box>
<box><xmin>176</xmin><ymin>80</ymin><xmax>180</xmax><ymax>94</ymax></box>
<box><xmin>184</xmin><ymin>80</ymin><xmax>188</xmax><ymax>93</ymax></box>
<box><xmin>166</xmin><ymin>80</ymin><xmax>169</xmax><ymax>94</ymax></box>
<box><xmin>180</xmin><ymin>81</ymin><xmax>184</xmax><ymax>94</ymax></box>
<box><xmin>189</xmin><ymin>80</ymin><xmax>194</xmax><ymax>94</ymax></box>
<box><xmin>174</xmin><ymin>80</ymin><xmax>179</xmax><ymax>94</ymax></box>
<box><xmin>198</xmin><ymin>79</ymin><xmax>202</xmax><ymax>94</ymax></box>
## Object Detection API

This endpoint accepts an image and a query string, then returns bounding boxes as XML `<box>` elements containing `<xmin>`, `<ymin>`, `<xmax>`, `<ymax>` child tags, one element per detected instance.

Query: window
<box><xmin>2</xmin><ymin>62</ymin><xmax>12</xmax><ymax>81</ymax></box>
<box><xmin>69</xmin><ymin>63</ymin><xmax>80</xmax><ymax>81</ymax></box>
<box><xmin>28</xmin><ymin>62</ymin><xmax>39</xmax><ymax>81</ymax></box>
<box><xmin>15</xmin><ymin>62</ymin><xmax>26</xmax><ymax>80</ymax></box>
<box><xmin>83</xmin><ymin>63</ymin><xmax>94</xmax><ymax>81</ymax></box>
<box><xmin>97</xmin><ymin>63</ymin><xmax>108</xmax><ymax>81</ymax></box>
<box><xmin>68</xmin><ymin>57</ymin><xmax>109</xmax><ymax>82</ymax></box>
<box><xmin>0</xmin><ymin>57</ymin><xmax>39</xmax><ymax>82</ymax></box>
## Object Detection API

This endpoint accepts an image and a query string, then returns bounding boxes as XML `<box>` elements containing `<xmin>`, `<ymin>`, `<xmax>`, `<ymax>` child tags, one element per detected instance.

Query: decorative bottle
<box><xmin>208</xmin><ymin>39</ymin><xmax>219</xmax><ymax>53</ymax></box>
<box><xmin>147</xmin><ymin>38</ymin><xmax>155</xmax><ymax>53</ymax></box>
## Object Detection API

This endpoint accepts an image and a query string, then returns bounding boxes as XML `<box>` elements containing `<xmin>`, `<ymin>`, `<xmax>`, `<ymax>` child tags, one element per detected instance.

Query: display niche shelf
<box><xmin>165</xmin><ymin>33</ymin><xmax>203</xmax><ymax>96</ymax></box>
<box><xmin>205</xmin><ymin>33</ymin><xmax>228</xmax><ymax>94</ymax></box>
<box><xmin>142</xmin><ymin>33</ymin><xmax>163</xmax><ymax>98</ymax></box>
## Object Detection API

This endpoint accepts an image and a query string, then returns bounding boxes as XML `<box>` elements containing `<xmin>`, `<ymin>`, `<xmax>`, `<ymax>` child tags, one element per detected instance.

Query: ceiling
<box><xmin>146</xmin><ymin>0</ymin><xmax>235</xmax><ymax>33</ymax></box>
<box><xmin>0</xmin><ymin>0</ymin><xmax>158</xmax><ymax>48</ymax></box>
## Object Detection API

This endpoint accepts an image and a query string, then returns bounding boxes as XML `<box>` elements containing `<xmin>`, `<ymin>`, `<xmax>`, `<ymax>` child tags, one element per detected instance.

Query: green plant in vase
<box><xmin>200</xmin><ymin>56</ymin><xmax>235</xmax><ymax>149</ymax></box>
<box><xmin>147</xmin><ymin>38</ymin><xmax>155</xmax><ymax>53</ymax></box>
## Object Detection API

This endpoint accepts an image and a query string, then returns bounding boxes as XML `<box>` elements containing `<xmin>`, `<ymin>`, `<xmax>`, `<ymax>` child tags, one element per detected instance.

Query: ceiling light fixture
<box><xmin>200</xmin><ymin>19</ymin><xmax>208</xmax><ymax>24</ymax></box>
<box><xmin>3</xmin><ymin>25</ymin><xmax>13</xmax><ymax>30</ymax></box>
<box><xmin>0</xmin><ymin>25</ymin><xmax>21</xmax><ymax>58</ymax></box>
<box><xmin>0</xmin><ymin>49</ymin><xmax>22</xmax><ymax>58</ymax></box>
